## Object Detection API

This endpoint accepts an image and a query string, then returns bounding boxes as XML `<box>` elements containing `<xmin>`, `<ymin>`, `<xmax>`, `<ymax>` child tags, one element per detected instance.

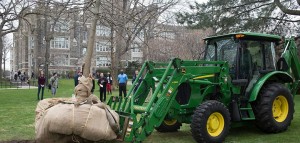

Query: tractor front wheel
<box><xmin>191</xmin><ymin>100</ymin><xmax>231</xmax><ymax>143</ymax></box>
<box><xmin>155</xmin><ymin>118</ymin><xmax>181</xmax><ymax>132</ymax></box>
<box><xmin>252</xmin><ymin>83</ymin><xmax>294</xmax><ymax>133</ymax></box>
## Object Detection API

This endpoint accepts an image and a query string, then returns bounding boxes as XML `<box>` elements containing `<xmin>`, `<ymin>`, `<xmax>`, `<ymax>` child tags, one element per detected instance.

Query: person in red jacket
<box><xmin>37</xmin><ymin>73</ymin><xmax>46</xmax><ymax>100</ymax></box>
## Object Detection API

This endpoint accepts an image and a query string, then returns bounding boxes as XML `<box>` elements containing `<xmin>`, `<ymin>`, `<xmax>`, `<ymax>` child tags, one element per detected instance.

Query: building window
<box><xmin>52</xmin><ymin>54</ymin><xmax>69</xmax><ymax>66</ymax></box>
<box><xmin>30</xmin><ymin>54</ymin><xmax>34</xmax><ymax>67</ymax></box>
<box><xmin>83</xmin><ymin>31</ymin><xmax>88</xmax><ymax>41</ymax></box>
<box><xmin>96</xmin><ymin>41</ymin><xmax>110</xmax><ymax>52</ymax></box>
<box><xmin>137</xmin><ymin>31</ymin><xmax>144</xmax><ymax>39</ymax></box>
<box><xmin>96</xmin><ymin>56</ymin><xmax>110</xmax><ymax>67</ymax></box>
<box><xmin>29</xmin><ymin>36</ymin><xmax>34</xmax><ymax>49</ymax></box>
<box><xmin>96</xmin><ymin>25</ymin><xmax>111</xmax><ymax>37</ymax></box>
<box><xmin>132</xmin><ymin>43</ymin><xmax>141</xmax><ymax>52</ymax></box>
<box><xmin>159</xmin><ymin>31</ymin><xmax>175</xmax><ymax>40</ymax></box>
<box><xmin>132</xmin><ymin>57</ymin><xmax>142</xmax><ymax>62</ymax></box>
<box><xmin>51</xmin><ymin>21</ymin><xmax>69</xmax><ymax>32</ymax></box>
<box><xmin>50</xmin><ymin>37</ymin><xmax>69</xmax><ymax>49</ymax></box>
<box><xmin>82</xmin><ymin>47</ymin><xmax>87</xmax><ymax>55</ymax></box>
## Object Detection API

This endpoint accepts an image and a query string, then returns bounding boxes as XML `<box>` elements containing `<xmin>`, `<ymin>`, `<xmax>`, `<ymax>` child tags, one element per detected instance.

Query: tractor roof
<box><xmin>204</xmin><ymin>32</ymin><xmax>281</xmax><ymax>42</ymax></box>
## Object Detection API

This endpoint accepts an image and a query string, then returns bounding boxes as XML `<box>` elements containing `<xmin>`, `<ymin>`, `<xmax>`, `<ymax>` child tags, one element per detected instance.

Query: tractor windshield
<box><xmin>205</xmin><ymin>36</ymin><xmax>237</xmax><ymax>66</ymax></box>
<box><xmin>205</xmin><ymin>35</ymin><xmax>277</xmax><ymax>80</ymax></box>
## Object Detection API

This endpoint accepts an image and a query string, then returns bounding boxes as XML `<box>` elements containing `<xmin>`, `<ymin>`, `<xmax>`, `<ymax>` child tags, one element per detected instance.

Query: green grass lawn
<box><xmin>0</xmin><ymin>79</ymin><xmax>300</xmax><ymax>142</ymax></box>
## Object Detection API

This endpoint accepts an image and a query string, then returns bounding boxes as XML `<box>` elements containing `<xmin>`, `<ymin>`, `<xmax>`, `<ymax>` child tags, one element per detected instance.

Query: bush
<box><xmin>68</xmin><ymin>70</ymin><xmax>75</xmax><ymax>78</ymax></box>
<box><xmin>125</xmin><ymin>61</ymin><xmax>142</xmax><ymax>79</ymax></box>
<box><xmin>96</xmin><ymin>67</ymin><xmax>111</xmax><ymax>76</ymax></box>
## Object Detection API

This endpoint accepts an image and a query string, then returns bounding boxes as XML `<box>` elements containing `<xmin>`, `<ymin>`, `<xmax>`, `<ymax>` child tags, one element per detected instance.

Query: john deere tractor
<box><xmin>107</xmin><ymin>32</ymin><xmax>300</xmax><ymax>143</ymax></box>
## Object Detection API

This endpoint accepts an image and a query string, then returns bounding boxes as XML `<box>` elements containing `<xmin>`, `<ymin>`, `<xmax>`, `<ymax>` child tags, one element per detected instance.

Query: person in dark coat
<box><xmin>37</xmin><ymin>73</ymin><xmax>46</xmax><ymax>100</ymax></box>
<box><xmin>132</xmin><ymin>70</ymin><xmax>141</xmax><ymax>93</ymax></box>
<box><xmin>74</xmin><ymin>71</ymin><xmax>82</xmax><ymax>87</ymax></box>
<box><xmin>18</xmin><ymin>71</ymin><xmax>21</xmax><ymax>80</ymax></box>
<box><xmin>98</xmin><ymin>73</ymin><xmax>107</xmax><ymax>102</ymax></box>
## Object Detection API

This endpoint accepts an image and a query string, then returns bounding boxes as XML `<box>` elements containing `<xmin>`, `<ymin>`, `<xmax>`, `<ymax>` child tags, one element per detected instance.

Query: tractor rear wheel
<box><xmin>252</xmin><ymin>83</ymin><xmax>294</xmax><ymax>133</ymax></box>
<box><xmin>155</xmin><ymin>118</ymin><xmax>181</xmax><ymax>132</ymax></box>
<box><xmin>191</xmin><ymin>100</ymin><xmax>230</xmax><ymax>143</ymax></box>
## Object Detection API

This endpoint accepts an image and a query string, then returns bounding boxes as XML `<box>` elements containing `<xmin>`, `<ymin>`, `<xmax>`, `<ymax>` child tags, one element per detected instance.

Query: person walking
<box><xmin>49</xmin><ymin>73</ymin><xmax>58</xmax><ymax>96</ymax></box>
<box><xmin>96</xmin><ymin>72</ymin><xmax>100</xmax><ymax>79</ymax></box>
<box><xmin>74</xmin><ymin>71</ymin><xmax>82</xmax><ymax>87</ymax></box>
<box><xmin>132</xmin><ymin>70</ymin><xmax>141</xmax><ymax>93</ymax></box>
<box><xmin>106</xmin><ymin>72</ymin><xmax>112</xmax><ymax>95</ymax></box>
<box><xmin>118</xmin><ymin>69</ymin><xmax>128</xmax><ymax>97</ymax></box>
<box><xmin>37</xmin><ymin>73</ymin><xmax>46</xmax><ymax>100</ymax></box>
<box><xmin>18</xmin><ymin>70</ymin><xmax>21</xmax><ymax>80</ymax></box>
<box><xmin>14</xmin><ymin>72</ymin><xmax>18</xmax><ymax>81</ymax></box>
<box><xmin>132</xmin><ymin>70</ymin><xmax>139</xmax><ymax>84</ymax></box>
<box><xmin>31</xmin><ymin>72</ymin><xmax>35</xmax><ymax>79</ymax></box>
<box><xmin>23</xmin><ymin>72</ymin><xmax>26</xmax><ymax>81</ymax></box>
<box><xmin>98</xmin><ymin>73</ymin><xmax>107</xmax><ymax>102</ymax></box>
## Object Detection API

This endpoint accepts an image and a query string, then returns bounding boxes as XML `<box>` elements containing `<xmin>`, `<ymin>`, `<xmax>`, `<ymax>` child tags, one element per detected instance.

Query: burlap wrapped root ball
<box><xmin>35</xmin><ymin>76</ymin><xmax>119</xmax><ymax>143</ymax></box>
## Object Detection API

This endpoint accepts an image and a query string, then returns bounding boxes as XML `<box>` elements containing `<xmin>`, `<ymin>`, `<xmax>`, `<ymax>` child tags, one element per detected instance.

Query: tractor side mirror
<box><xmin>232</xmin><ymin>79</ymin><xmax>248</xmax><ymax>86</ymax></box>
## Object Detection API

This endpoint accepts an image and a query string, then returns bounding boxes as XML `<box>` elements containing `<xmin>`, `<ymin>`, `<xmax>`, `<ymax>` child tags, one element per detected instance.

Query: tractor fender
<box><xmin>249</xmin><ymin>71</ymin><xmax>293</xmax><ymax>102</ymax></box>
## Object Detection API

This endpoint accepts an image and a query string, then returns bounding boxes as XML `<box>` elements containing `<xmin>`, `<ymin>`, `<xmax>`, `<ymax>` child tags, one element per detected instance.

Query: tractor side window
<box><xmin>242</xmin><ymin>41</ymin><xmax>276</xmax><ymax>73</ymax></box>
<box><xmin>248</xmin><ymin>41</ymin><xmax>262</xmax><ymax>71</ymax></box>
<box><xmin>262</xmin><ymin>42</ymin><xmax>276</xmax><ymax>71</ymax></box>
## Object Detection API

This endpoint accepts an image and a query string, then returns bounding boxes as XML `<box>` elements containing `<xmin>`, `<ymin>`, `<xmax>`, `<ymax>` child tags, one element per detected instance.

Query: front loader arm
<box><xmin>281</xmin><ymin>38</ymin><xmax>300</xmax><ymax>94</ymax></box>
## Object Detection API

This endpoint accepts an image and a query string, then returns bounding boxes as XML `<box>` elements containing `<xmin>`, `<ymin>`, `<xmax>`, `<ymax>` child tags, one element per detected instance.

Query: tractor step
<box><xmin>241</xmin><ymin>117</ymin><xmax>255</xmax><ymax>120</ymax></box>
<box><xmin>239</xmin><ymin>107</ymin><xmax>252</xmax><ymax>110</ymax></box>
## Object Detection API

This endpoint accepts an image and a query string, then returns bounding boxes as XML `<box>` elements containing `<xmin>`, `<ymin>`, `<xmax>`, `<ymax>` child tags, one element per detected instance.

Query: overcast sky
<box><xmin>4</xmin><ymin>0</ymin><xmax>209</xmax><ymax>72</ymax></box>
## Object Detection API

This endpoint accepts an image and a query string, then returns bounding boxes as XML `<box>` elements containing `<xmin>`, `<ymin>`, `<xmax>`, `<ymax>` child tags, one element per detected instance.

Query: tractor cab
<box><xmin>204</xmin><ymin>33</ymin><xmax>280</xmax><ymax>87</ymax></box>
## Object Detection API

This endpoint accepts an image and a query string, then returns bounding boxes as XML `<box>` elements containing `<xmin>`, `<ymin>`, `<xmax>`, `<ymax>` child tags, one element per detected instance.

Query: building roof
<box><xmin>204</xmin><ymin>32</ymin><xmax>281</xmax><ymax>42</ymax></box>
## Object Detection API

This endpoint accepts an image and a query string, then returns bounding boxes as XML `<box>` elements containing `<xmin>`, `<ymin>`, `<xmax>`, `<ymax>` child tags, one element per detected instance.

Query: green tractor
<box><xmin>107</xmin><ymin>32</ymin><xmax>300</xmax><ymax>143</ymax></box>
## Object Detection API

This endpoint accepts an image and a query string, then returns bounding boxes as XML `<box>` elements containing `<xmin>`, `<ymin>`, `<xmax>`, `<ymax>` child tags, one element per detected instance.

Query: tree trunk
<box><xmin>0</xmin><ymin>36</ymin><xmax>3</xmax><ymax>79</ymax></box>
<box><xmin>110</xmin><ymin>24</ymin><xmax>118</xmax><ymax>89</ymax></box>
<box><xmin>3</xmin><ymin>57</ymin><xmax>5</xmax><ymax>77</ymax></box>
<box><xmin>44</xmin><ymin>39</ymin><xmax>50</xmax><ymax>84</ymax></box>
<box><xmin>83</xmin><ymin>0</ymin><xmax>100</xmax><ymax>77</ymax></box>
<box><xmin>114</xmin><ymin>0</ymin><xmax>127</xmax><ymax>74</ymax></box>
<box><xmin>34</xmin><ymin>13</ymin><xmax>42</xmax><ymax>77</ymax></box>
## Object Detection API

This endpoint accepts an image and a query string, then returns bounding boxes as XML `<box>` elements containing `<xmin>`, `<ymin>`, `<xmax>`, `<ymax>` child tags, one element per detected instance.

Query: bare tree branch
<box><xmin>274</xmin><ymin>0</ymin><xmax>300</xmax><ymax>15</ymax></box>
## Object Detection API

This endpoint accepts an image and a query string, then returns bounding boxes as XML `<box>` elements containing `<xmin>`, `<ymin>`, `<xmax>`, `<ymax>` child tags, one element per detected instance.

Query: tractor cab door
<box><xmin>234</xmin><ymin>40</ymin><xmax>277</xmax><ymax>95</ymax></box>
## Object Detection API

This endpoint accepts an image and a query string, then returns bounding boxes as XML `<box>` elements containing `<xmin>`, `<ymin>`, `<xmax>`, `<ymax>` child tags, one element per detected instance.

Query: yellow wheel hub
<box><xmin>164</xmin><ymin>119</ymin><xmax>177</xmax><ymax>126</ymax></box>
<box><xmin>273</xmin><ymin>95</ymin><xmax>289</xmax><ymax>122</ymax></box>
<box><xmin>207</xmin><ymin>112</ymin><xmax>224</xmax><ymax>137</ymax></box>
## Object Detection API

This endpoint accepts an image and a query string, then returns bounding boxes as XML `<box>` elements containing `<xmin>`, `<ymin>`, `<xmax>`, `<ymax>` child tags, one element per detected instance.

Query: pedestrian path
<box><xmin>0</xmin><ymin>86</ymin><xmax>38</xmax><ymax>90</ymax></box>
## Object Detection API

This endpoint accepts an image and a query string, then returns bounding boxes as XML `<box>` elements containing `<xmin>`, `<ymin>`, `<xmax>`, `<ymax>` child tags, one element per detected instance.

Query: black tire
<box><xmin>252</xmin><ymin>83</ymin><xmax>294</xmax><ymax>133</ymax></box>
<box><xmin>191</xmin><ymin>100</ymin><xmax>231</xmax><ymax>143</ymax></box>
<box><xmin>155</xmin><ymin>118</ymin><xmax>181</xmax><ymax>132</ymax></box>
